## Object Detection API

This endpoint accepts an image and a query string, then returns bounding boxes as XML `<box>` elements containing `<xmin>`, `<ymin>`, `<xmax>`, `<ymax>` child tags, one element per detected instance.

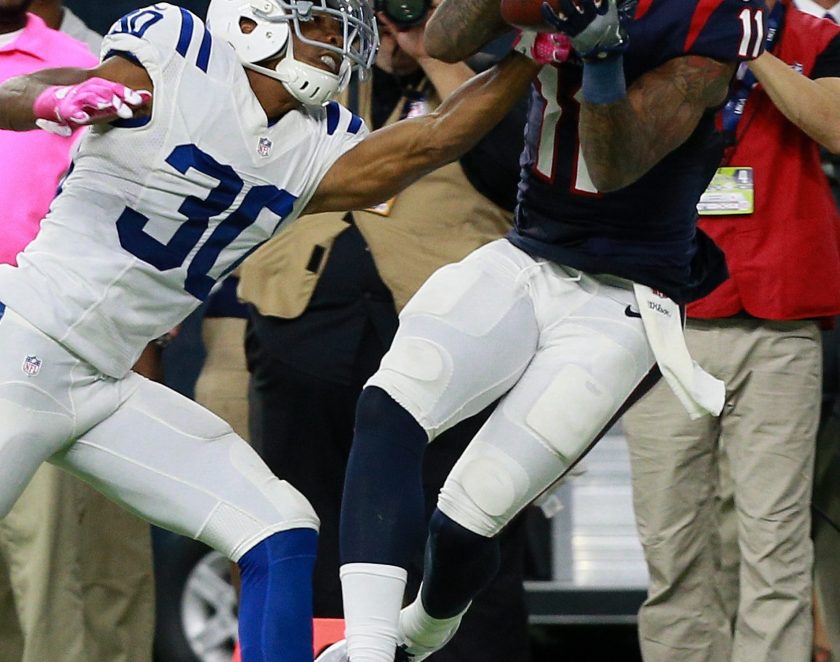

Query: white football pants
<box><xmin>0</xmin><ymin>307</ymin><xmax>317</xmax><ymax>561</ymax></box>
<box><xmin>368</xmin><ymin>239</ymin><xmax>658</xmax><ymax>537</ymax></box>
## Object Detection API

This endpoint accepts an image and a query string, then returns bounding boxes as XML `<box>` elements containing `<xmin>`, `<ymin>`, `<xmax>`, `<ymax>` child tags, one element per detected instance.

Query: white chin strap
<box><xmin>243</xmin><ymin>37</ymin><xmax>348</xmax><ymax>107</ymax></box>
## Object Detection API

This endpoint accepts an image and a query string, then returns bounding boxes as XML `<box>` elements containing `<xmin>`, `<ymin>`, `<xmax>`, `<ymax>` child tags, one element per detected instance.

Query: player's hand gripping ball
<box><xmin>500</xmin><ymin>0</ymin><xmax>606</xmax><ymax>33</ymax></box>
<box><xmin>513</xmin><ymin>30</ymin><xmax>573</xmax><ymax>64</ymax></box>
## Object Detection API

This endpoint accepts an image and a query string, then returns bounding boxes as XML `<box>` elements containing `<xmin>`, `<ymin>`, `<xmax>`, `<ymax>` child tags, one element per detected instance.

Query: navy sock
<box><xmin>421</xmin><ymin>510</ymin><xmax>501</xmax><ymax>619</ymax></box>
<box><xmin>238</xmin><ymin>528</ymin><xmax>317</xmax><ymax>662</ymax></box>
<box><xmin>340</xmin><ymin>386</ymin><xmax>428</xmax><ymax>567</ymax></box>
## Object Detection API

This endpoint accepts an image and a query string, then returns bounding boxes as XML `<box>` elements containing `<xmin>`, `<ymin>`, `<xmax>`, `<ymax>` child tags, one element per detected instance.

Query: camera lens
<box><xmin>376</xmin><ymin>0</ymin><xmax>429</xmax><ymax>25</ymax></box>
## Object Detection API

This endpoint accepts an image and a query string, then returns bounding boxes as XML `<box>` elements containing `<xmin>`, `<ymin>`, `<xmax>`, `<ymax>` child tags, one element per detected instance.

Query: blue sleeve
<box><xmin>684</xmin><ymin>0</ymin><xmax>768</xmax><ymax>61</ymax></box>
<box><xmin>637</xmin><ymin>0</ymin><xmax>767</xmax><ymax>63</ymax></box>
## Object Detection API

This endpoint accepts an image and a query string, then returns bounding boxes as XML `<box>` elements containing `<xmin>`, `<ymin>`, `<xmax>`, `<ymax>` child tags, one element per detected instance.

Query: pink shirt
<box><xmin>0</xmin><ymin>14</ymin><xmax>97</xmax><ymax>266</ymax></box>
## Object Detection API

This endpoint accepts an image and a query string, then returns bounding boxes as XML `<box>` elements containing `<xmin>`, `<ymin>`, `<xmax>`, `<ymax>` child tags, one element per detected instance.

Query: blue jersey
<box><xmin>508</xmin><ymin>0</ymin><xmax>767</xmax><ymax>303</ymax></box>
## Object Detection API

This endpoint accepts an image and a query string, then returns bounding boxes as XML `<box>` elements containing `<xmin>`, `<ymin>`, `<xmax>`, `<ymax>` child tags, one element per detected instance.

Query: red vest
<box><xmin>688</xmin><ymin>2</ymin><xmax>840</xmax><ymax>321</ymax></box>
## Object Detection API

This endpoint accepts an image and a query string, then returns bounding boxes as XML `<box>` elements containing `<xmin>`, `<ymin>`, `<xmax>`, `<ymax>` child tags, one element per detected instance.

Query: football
<box><xmin>500</xmin><ymin>0</ymin><xmax>565</xmax><ymax>32</ymax></box>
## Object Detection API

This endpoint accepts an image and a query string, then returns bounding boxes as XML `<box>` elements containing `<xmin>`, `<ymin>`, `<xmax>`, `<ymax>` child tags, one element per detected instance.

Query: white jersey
<box><xmin>0</xmin><ymin>3</ymin><xmax>367</xmax><ymax>377</ymax></box>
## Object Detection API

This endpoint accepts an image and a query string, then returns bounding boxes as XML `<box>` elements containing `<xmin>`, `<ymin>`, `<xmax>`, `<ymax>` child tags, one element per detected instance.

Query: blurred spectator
<box><xmin>30</xmin><ymin>0</ymin><xmax>100</xmax><ymax>51</ymax></box>
<box><xmin>795</xmin><ymin>0</ymin><xmax>839</xmax><ymax>21</ymax></box>
<box><xmin>622</xmin><ymin>2</ymin><xmax>840</xmax><ymax>661</ymax></box>
<box><xmin>0</xmin><ymin>3</ymin><xmax>154</xmax><ymax>661</ymax></box>
<box><xmin>812</xmin><ymin>351</ymin><xmax>840</xmax><ymax>662</ymax></box>
<box><xmin>795</xmin><ymin>4</ymin><xmax>840</xmax><ymax>662</ymax></box>
<box><xmin>64</xmin><ymin>0</ymin><xmax>210</xmax><ymax>35</ymax></box>
<box><xmin>194</xmin><ymin>276</ymin><xmax>251</xmax><ymax>443</ymax></box>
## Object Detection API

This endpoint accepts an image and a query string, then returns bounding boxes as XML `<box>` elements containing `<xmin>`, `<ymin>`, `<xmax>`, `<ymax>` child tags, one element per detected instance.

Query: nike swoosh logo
<box><xmin>625</xmin><ymin>305</ymin><xmax>642</xmax><ymax>318</ymax></box>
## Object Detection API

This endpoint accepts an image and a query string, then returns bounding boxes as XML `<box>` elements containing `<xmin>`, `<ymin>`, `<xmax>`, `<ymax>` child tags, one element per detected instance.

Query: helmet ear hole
<box><xmin>239</xmin><ymin>17</ymin><xmax>257</xmax><ymax>33</ymax></box>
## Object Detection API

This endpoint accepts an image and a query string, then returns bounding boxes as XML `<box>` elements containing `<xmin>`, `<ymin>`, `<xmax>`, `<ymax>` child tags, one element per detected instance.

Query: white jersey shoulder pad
<box><xmin>101</xmin><ymin>3</ymin><xmax>212</xmax><ymax>74</ymax></box>
<box><xmin>310</xmin><ymin>100</ymin><xmax>369</xmax><ymax>141</ymax></box>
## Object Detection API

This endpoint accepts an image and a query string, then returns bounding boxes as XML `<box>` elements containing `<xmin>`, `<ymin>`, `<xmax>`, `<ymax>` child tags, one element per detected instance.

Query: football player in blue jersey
<box><xmin>325</xmin><ymin>1</ymin><xmax>769</xmax><ymax>661</ymax></box>
<box><xmin>0</xmin><ymin>1</ymin><xmax>543</xmax><ymax>659</ymax></box>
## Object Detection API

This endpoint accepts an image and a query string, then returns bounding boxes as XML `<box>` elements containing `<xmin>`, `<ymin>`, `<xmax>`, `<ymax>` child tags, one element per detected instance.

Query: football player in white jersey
<box><xmin>0</xmin><ymin>1</ymin><xmax>540</xmax><ymax>659</ymax></box>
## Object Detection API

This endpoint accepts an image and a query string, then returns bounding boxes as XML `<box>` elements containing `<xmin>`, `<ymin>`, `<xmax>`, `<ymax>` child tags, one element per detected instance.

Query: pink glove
<box><xmin>32</xmin><ymin>77</ymin><xmax>152</xmax><ymax>136</ymax></box>
<box><xmin>513</xmin><ymin>31</ymin><xmax>573</xmax><ymax>65</ymax></box>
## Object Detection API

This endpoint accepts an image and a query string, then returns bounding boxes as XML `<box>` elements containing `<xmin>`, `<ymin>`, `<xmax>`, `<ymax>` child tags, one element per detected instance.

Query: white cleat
<box><xmin>315</xmin><ymin>639</ymin><xmax>349</xmax><ymax>661</ymax></box>
<box><xmin>394</xmin><ymin>643</ymin><xmax>428</xmax><ymax>661</ymax></box>
<box><xmin>395</xmin><ymin>613</ymin><xmax>463</xmax><ymax>661</ymax></box>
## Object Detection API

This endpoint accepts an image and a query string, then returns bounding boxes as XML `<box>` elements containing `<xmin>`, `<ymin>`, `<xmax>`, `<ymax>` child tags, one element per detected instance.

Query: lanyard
<box><xmin>721</xmin><ymin>2</ymin><xmax>785</xmax><ymax>141</ymax></box>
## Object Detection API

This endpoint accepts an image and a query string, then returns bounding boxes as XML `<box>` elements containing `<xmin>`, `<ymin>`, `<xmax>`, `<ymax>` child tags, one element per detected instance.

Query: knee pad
<box><xmin>203</xmin><ymin>437</ymin><xmax>320</xmax><ymax>561</ymax></box>
<box><xmin>366</xmin><ymin>336</ymin><xmax>452</xmax><ymax>436</ymax></box>
<box><xmin>227</xmin><ymin>436</ymin><xmax>319</xmax><ymax>524</ymax></box>
<box><xmin>437</xmin><ymin>445</ymin><xmax>529</xmax><ymax>538</ymax></box>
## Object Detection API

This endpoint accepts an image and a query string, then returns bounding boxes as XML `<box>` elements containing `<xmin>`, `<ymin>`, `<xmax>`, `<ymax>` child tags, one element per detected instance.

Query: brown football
<box><xmin>500</xmin><ymin>0</ymin><xmax>565</xmax><ymax>32</ymax></box>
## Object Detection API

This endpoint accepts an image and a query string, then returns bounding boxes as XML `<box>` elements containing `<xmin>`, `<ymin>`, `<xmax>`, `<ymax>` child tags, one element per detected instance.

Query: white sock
<box><xmin>340</xmin><ymin>563</ymin><xmax>407</xmax><ymax>662</ymax></box>
<box><xmin>399</xmin><ymin>590</ymin><xmax>470</xmax><ymax>653</ymax></box>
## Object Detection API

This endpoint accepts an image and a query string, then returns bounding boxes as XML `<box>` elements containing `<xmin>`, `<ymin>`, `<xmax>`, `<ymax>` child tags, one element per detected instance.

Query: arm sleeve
<box><xmin>657</xmin><ymin>0</ymin><xmax>768</xmax><ymax>62</ymax></box>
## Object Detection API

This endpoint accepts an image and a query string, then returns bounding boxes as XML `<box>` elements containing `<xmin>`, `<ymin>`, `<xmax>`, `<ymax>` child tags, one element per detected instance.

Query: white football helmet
<box><xmin>206</xmin><ymin>0</ymin><xmax>379</xmax><ymax>106</ymax></box>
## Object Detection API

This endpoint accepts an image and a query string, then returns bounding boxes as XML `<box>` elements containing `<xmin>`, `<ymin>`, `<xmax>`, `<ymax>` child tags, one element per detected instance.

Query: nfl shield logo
<box><xmin>257</xmin><ymin>137</ymin><xmax>273</xmax><ymax>158</ymax></box>
<box><xmin>22</xmin><ymin>355</ymin><xmax>42</xmax><ymax>377</ymax></box>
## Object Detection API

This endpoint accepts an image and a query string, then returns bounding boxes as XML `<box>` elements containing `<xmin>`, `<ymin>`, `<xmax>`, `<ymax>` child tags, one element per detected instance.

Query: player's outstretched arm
<box><xmin>424</xmin><ymin>0</ymin><xmax>510</xmax><ymax>62</ymax></box>
<box><xmin>749</xmin><ymin>51</ymin><xmax>840</xmax><ymax>154</ymax></box>
<box><xmin>0</xmin><ymin>55</ymin><xmax>152</xmax><ymax>135</ymax></box>
<box><xmin>305</xmin><ymin>51</ymin><xmax>540</xmax><ymax>214</ymax></box>
<box><xmin>580</xmin><ymin>55</ymin><xmax>734</xmax><ymax>192</ymax></box>
<box><xmin>0</xmin><ymin>67</ymin><xmax>89</xmax><ymax>131</ymax></box>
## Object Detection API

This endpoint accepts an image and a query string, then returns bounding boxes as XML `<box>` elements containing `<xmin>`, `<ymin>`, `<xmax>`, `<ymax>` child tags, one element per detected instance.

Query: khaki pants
<box><xmin>0</xmin><ymin>465</ymin><xmax>154</xmax><ymax>662</ymax></box>
<box><xmin>623</xmin><ymin>318</ymin><xmax>821</xmax><ymax>662</ymax></box>
<box><xmin>194</xmin><ymin>317</ymin><xmax>250</xmax><ymax>442</ymax></box>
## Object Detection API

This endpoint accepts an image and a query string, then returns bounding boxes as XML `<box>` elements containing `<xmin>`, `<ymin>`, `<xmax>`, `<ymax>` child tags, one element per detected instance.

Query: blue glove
<box><xmin>540</xmin><ymin>0</ymin><xmax>608</xmax><ymax>37</ymax></box>
<box><xmin>543</xmin><ymin>0</ymin><xmax>629</xmax><ymax>60</ymax></box>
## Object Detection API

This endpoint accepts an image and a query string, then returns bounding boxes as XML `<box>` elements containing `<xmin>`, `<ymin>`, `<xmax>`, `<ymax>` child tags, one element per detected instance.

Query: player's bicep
<box><xmin>425</xmin><ymin>0</ymin><xmax>508</xmax><ymax>62</ymax></box>
<box><xmin>306</xmin><ymin>118</ymin><xmax>440</xmax><ymax>214</ymax></box>
<box><xmin>89</xmin><ymin>55</ymin><xmax>154</xmax><ymax>97</ymax></box>
<box><xmin>579</xmin><ymin>55</ymin><xmax>734</xmax><ymax>191</ymax></box>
